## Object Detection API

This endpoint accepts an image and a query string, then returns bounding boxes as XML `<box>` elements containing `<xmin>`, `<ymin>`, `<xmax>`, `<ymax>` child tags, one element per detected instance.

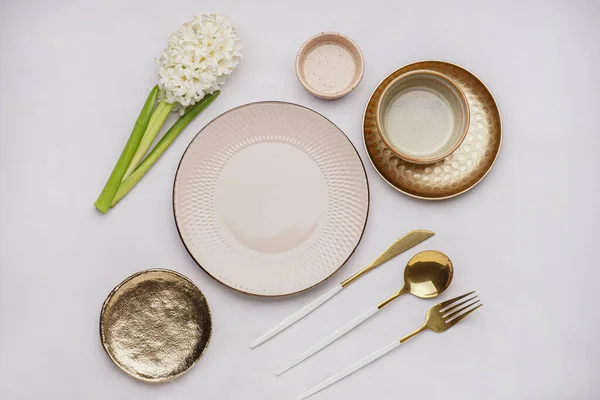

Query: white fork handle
<box><xmin>276</xmin><ymin>306</ymin><xmax>379</xmax><ymax>376</ymax></box>
<box><xmin>294</xmin><ymin>340</ymin><xmax>401</xmax><ymax>400</ymax></box>
<box><xmin>251</xmin><ymin>285</ymin><xmax>343</xmax><ymax>348</ymax></box>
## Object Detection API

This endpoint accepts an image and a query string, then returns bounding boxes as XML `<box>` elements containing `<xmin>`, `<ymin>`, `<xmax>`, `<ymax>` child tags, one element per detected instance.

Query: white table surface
<box><xmin>1</xmin><ymin>0</ymin><xmax>599</xmax><ymax>398</ymax></box>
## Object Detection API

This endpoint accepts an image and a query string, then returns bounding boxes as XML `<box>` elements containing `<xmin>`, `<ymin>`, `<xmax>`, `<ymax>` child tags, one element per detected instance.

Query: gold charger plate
<box><xmin>100</xmin><ymin>269</ymin><xmax>212</xmax><ymax>382</ymax></box>
<box><xmin>364</xmin><ymin>61</ymin><xmax>502</xmax><ymax>199</ymax></box>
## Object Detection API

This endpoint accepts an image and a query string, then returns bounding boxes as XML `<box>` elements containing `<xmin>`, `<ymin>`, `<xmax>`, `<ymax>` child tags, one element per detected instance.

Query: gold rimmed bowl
<box><xmin>375</xmin><ymin>70</ymin><xmax>470</xmax><ymax>164</ymax></box>
<box><xmin>364</xmin><ymin>61</ymin><xmax>502</xmax><ymax>200</ymax></box>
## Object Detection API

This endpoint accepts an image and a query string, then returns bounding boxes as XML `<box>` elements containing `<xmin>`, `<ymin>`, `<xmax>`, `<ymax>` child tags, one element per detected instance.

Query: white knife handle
<box><xmin>295</xmin><ymin>340</ymin><xmax>401</xmax><ymax>400</ymax></box>
<box><xmin>276</xmin><ymin>306</ymin><xmax>379</xmax><ymax>376</ymax></box>
<box><xmin>250</xmin><ymin>285</ymin><xmax>343</xmax><ymax>348</ymax></box>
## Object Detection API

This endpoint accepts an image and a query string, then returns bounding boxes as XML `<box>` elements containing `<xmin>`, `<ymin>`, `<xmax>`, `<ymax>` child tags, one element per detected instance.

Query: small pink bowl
<box><xmin>296</xmin><ymin>32</ymin><xmax>364</xmax><ymax>100</ymax></box>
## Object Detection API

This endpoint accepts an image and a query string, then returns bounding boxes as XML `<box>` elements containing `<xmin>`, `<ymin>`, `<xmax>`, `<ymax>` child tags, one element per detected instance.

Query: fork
<box><xmin>294</xmin><ymin>292</ymin><xmax>482</xmax><ymax>400</ymax></box>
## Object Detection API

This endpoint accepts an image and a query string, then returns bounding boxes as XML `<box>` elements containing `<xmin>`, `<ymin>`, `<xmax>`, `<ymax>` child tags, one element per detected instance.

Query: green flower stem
<box><xmin>94</xmin><ymin>85</ymin><xmax>159</xmax><ymax>213</ymax></box>
<box><xmin>111</xmin><ymin>91</ymin><xmax>220</xmax><ymax>207</ymax></box>
<box><xmin>124</xmin><ymin>98</ymin><xmax>175</xmax><ymax>178</ymax></box>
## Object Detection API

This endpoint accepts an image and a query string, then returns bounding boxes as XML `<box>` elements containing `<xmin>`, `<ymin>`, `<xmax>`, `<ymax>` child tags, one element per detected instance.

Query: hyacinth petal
<box><xmin>157</xmin><ymin>14</ymin><xmax>242</xmax><ymax>114</ymax></box>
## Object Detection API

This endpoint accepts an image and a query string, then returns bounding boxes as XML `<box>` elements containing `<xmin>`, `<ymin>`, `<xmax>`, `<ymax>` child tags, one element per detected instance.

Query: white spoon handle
<box><xmin>276</xmin><ymin>306</ymin><xmax>379</xmax><ymax>376</ymax></box>
<box><xmin>294</xmin><ymin>340</ymin><xmax>401</xmax><ymax>400</ymax></box>
<box><xmin>250</xmin><ymin>285</ymin><xmax>343</xmax><ymax>348</ymax></box>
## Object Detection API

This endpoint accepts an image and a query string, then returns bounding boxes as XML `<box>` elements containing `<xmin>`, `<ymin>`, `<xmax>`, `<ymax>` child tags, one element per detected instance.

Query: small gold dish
<box><xmin>364</xmin><ymin>61</ymin><xmax>502</xmax><ymax>200</ymax></box>
<box><xmin>376</xmin><ymin>70</ymin><xmax>470</xmax><ymax>164</ymax></box>
<box><xmin>99</xmin><ymin>269</ymin><xmax>212</xmax><ymax>382</ymax></box>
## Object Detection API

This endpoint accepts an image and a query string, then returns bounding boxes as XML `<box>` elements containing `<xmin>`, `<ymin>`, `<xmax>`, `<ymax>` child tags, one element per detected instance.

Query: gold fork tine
<box><xmin>444</xmin><ymin>299</ymin><xmax>480</xmax><ymax>320</ymax></box>
<box><xmin>442</xmin><ymin>296</ymin><xmax>478</xmax><ymax>316</ymax></box>
<box><xmin>446</xmin><ymin>303</ymin><xmax>483</xmax><ymax>327</ymax></box>
<box><xmin>438</xmin><ymin>291</ymin><xmax>475</xmax><ymax>309</ymax></box>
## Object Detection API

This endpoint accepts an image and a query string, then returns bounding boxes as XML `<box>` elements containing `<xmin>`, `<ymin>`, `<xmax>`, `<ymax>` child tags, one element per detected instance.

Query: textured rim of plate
<box><xmin>99</xmin><ymin>269</ymin><xmax>212</xmax><ymax>382</ymax></box>
<box><xmin>173</xmin><ymin>101</ymin><xmax>370</xmax><ymax>297</ymax></box>
<box><xmin>363</xmin><ymin>60</ymin><xmax>502</xmax><ymax>200</ymax></box>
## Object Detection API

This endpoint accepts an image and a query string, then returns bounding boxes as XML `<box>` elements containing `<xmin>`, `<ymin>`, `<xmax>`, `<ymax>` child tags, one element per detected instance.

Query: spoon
<box><xmin>275</xmin><ymin>250</ymin><xmax>453</xmax><ymax>376</ymax></box>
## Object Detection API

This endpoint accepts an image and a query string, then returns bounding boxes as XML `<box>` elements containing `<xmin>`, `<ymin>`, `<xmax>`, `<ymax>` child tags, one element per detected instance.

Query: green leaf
<box><xmin>94</xmin><ymin>85</ymin><xmax>159</xmax><ymax>213</ymax></box>
<box><xmin>111</xmin><ymin>91</ymin><xmax>220</xmax><ymax>207</ymax></box>
<box><xmin>123</xmin><ymin>98</ymin><xmax>175</xmax><ymax>178</ymax></box>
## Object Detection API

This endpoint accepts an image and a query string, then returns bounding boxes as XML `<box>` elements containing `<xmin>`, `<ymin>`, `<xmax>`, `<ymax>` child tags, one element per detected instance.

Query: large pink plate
<box><xmin>174</xmin><ymin>102</ymin><xmax>369</xmax><ymax>296</ymax></box>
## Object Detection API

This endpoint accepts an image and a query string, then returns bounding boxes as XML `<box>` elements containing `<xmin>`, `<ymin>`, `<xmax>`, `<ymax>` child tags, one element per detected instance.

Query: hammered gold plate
<box><xmin>364</xmin><ymin>61</ymin><xmax>501</xmax><ymax>199</ymax></box>
<box><xmin>100</xmin><ymin>269</ymin><xmax>212</xmax><ymax>382</ymax></box>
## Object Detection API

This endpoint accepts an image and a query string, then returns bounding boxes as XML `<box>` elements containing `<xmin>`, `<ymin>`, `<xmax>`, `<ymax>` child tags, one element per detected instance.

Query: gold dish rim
<box><xmin>99</xmin><ymin>268</ymin><xmax>213</xmax><ymax>383</ymax></box>
<box><xmin>375</xmin><ymin>69</ymin><xmax>471</xmax><ymax>164</ymax></box>
<box><xmin>172</xmin><ymin>101</ymin><xmax>370</xmax><ymax>297</ymax></box>
<box><xmin>363</xmin><ymin>60</ymin><xmax>502</xmax><ymax>200</ymax></box>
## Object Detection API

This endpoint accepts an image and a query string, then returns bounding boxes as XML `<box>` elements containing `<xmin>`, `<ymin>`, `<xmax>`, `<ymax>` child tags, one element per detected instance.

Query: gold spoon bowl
<box><xmin>378</xmin><ymin>250</ymin><xmax>453</xmax><ymax>308</ymax></box>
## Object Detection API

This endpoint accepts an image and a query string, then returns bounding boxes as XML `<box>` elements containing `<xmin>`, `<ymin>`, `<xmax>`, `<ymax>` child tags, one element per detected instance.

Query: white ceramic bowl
<box><xmin>375</xmin><ymin>70</ymin><xmax>470</xmax><ymax>164</ymax></box>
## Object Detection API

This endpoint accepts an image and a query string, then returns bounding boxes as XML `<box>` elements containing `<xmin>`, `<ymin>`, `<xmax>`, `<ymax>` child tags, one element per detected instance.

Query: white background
<box><xmin>1</xmin><ymin>0</ymin><xmax>599</xmax><ymax>399</ymax></box>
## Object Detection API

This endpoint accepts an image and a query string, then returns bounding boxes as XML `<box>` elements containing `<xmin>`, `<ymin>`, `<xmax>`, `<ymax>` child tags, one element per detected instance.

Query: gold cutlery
<box><xmin>295</xmin><ymin>292</ymin><xmax>482</xmax><ymax>399</ymax></box>
<box><xmin>276</xmin><ymin>250</ymin><xmax>452</xmax><ymax>375</ymax></box>
<box><xmin>250</xmin><ymin>230</ymin><xmax>435</xmax><ymax>348</ymax></box>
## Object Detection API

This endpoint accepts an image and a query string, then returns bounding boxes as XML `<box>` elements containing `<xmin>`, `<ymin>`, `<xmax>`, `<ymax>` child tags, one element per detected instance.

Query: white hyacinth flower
<box><xmin>157</xmin><ymin>14</ymin><xmax>242</xmax><ymax>113</ymax></box>
<box><xmin>96</xmin><ymin>15</ymin><xmax>240</xmax><ymax>211</ymax></box>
